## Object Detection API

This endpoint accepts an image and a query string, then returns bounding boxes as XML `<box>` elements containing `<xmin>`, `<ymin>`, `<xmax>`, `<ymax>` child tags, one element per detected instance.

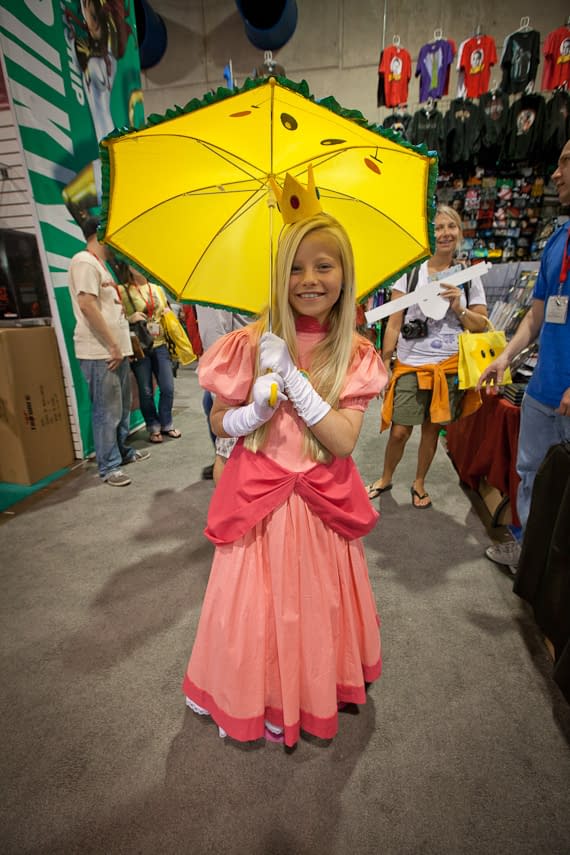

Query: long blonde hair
<box><xmin>244</xmin><ymin>213</ymin><xmax>358</xmax><ymax>463</ymax></box>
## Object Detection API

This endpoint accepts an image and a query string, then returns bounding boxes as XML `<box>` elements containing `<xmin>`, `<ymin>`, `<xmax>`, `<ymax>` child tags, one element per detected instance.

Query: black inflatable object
<box><xmin>135</xmin><ymin>0</ymin><xmax>168</xmax><ymax>69</ymax></box>
<box><xmin>235</xmin><ymin>0</ymin><xmax>298</xmax><ymax>51</ymax></box>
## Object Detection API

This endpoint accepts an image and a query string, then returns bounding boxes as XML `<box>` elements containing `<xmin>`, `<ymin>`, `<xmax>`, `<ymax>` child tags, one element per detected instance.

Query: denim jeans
<box><xmin>79</xmin><ymin>358</ymin><xmax>133</xmax><ymax>479</ymax></box>
<box><xmin>515</xmin><ymin>393</ymin><xmax>570</xmax><ymax>538</ymax></box>
<box><xmin>131</xmin><ymin>344</ymin><xmax>175</xmax><ymax>433</ymax></box>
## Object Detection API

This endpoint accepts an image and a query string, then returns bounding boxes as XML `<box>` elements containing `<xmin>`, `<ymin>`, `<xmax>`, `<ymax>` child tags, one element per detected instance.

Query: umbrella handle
<box><xmin>264</xmin><ymin>369</ymin><xmax>279</xmax><ymax>407</ymax></box>
<box><xmin>268</xmin><ymin>383</ymin><xmax>278</xmax><ymax>407</ymax></box>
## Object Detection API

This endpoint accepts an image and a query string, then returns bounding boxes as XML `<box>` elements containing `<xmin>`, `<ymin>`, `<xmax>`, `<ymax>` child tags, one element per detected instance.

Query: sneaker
<box><xmin>124</xmin><ymin>449</ymin><xmax>151</xmax><ymax>464</ymax></box>
<box><xmin>104</xmin><ymin>470</ymin><xmax>131</xmax><ymax>487</ymax></box>
<box><xmin>201</xmin><ymin>463</ymin><xmax>214</xmax><ymax>480</ymax></box>
<box><xmin>485</xmin><ymin>540</ymin><xmax>521</xmax><ymax>568</ymax></box>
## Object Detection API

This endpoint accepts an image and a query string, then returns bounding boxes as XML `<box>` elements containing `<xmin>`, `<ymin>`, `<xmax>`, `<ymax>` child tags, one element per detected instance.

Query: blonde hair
<box><xmin>435</xmin><ymin>204</ymin><xmax>463</xmax><ymax>253</ymax></box>
<box><xmin>244</xmin><ymin>213</ymin><xmax>358</xmax><ymax>463</ymax></box>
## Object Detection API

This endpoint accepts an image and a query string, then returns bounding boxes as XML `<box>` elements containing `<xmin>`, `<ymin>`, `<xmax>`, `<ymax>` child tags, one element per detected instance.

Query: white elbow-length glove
<box><xmin>222</xmin><ymin>372</ymin><xmax>286</xmax><ymax>437</ymax></box>
<box><xmin>259</xmin><ymin>332</ymin><xmax>331</xmax><ymax>427</ymax></box>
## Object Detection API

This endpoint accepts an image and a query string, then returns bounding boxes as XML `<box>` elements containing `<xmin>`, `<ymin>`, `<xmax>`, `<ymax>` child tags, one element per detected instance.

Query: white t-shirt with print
<box><xmin>69</xmin><ymin>251</ymin><xmax>132</xmax><ymax>359</ymax></box>
<box><xmin>394</xmin><ymin>260</ymin><xmax>487</xmax><ymax>367</ymax></box>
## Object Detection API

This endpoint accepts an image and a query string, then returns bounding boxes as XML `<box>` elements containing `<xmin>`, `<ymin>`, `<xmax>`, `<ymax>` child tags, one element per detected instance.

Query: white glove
<box><xmin>222</xmin><ymin>372</ymin><xmax>286</xmax><ymax>437</ymax></box>
<box><xmin>259</xmin><ymin>332</ymin><xmax>331</xmax><ymax>427</ymax></box>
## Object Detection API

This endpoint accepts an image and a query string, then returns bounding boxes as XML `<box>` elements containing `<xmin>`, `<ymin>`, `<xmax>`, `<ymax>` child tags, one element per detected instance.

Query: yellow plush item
<box><xmin>458</xmin><ymin>323</ymin><xmax>512</xmax><ymax>390</ymax></box>
<box><xmin>160</xmin><ymin>311</ymin><xmax>197</xmax><ymax>366</ymax></box>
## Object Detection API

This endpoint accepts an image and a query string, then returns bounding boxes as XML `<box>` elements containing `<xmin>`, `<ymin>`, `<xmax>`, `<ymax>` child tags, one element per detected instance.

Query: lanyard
<box><xmin>136</xmin><ymin>283</ymin><xmax>155</xmax><ymax>317</ymax></box>
<box><xmin>559</xmin><ymin>227</ymin><xmax>570</xmax><ymax>291</ymax></box>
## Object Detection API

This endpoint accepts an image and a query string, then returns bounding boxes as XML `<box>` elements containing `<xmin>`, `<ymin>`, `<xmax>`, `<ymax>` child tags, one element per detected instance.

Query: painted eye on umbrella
<box><xmin>364</xmin><ymin>158</ymin><xmax>382</xmax><ymax>174</ymax></box>
<box><xmin>280</xmin><ymin>113</ymin><xmax>298</xmax><ymax>130</ymax></box>
<box><xmin>321</xmin><ymin>139</ymin><xmax>345</xmax><ymax>146</ymax></box>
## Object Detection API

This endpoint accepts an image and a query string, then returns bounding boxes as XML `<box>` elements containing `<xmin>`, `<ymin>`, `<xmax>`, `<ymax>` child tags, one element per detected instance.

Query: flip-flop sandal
<box><xmin>161</xmin><ymin>428</ymin><xmax>182</xmax><ymax>438</ymax></box>
<box><xmin>366</xmin><ymin>481</ymin><xmax>393</xmax><ymax>500</ymax></box>
<box><xmin>149</xmin><ymin>432</ymin><xmax>163</xmax><ymax>443</ymax></box>
<box><xmin>411</xmin><ymin>486</ymin><xmax>432</xmax><ymax>509</ymax></box>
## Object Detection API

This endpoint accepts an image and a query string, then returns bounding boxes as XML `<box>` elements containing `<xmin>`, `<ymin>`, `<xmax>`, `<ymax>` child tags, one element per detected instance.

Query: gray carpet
<box><xmin>1</xmin><ymin>364</ymin><xmax>569</xmax><ymax>855</ymax></box>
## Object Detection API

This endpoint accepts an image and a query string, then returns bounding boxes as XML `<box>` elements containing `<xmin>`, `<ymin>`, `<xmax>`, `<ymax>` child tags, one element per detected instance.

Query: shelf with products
<box><xmin>436</xmin><ymin>167</ymin><xmax>549</xmax><ymax>266</ymax></box>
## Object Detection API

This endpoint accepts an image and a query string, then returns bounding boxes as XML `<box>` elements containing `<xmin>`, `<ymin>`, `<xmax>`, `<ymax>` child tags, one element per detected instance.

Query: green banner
<box><xmin>0</xmin><ymin>0</ymin><xmax>144</xmax><ymax>453</ymax></box>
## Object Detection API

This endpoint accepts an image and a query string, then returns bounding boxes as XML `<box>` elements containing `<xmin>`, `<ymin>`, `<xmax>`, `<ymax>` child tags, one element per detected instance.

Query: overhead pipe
<box><xmin>235</xmin><ymin>0</ymin><xmax>298</xmax><ymax>51</ymax></box>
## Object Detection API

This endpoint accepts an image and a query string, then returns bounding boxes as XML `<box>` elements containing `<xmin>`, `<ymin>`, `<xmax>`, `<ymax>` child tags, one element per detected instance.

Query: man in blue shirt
<box><xmin>478</xmin><ymin>140</ymin><xmax>570</xmax><ymax>571</ymax></box>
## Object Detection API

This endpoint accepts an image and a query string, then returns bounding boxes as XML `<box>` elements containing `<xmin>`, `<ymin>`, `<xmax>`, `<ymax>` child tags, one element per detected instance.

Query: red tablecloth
<box><xmin>446</xmin><ymin>394</ymin><xmax>521</xmax><ymax>526</ymax></box>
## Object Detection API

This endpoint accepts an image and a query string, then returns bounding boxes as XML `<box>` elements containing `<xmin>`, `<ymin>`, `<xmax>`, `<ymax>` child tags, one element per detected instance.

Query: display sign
<box><xmin>0</xmin><ymin>1</ymin><xmax>144</xmax><ymax>454</ymax></box>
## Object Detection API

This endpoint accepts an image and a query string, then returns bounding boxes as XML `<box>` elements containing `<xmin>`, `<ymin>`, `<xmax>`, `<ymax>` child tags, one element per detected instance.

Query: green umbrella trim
<box><xmin>98</xmin><ymin>74</ymin><xmax>438</xmax><ymax>305</ymax></box>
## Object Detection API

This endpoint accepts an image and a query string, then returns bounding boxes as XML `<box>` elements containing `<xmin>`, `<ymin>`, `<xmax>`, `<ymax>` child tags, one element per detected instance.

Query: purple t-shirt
<box><xmin>416</xmin><ymin>39</ymin><xmax>455</xmax><ymax>102</ymax></box>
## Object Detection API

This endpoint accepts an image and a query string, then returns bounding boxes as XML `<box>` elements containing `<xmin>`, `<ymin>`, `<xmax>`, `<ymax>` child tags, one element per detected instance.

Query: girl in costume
<box><xmin>119</xmin><ymin>266</ymin><xmax>181</xmax><ymax>443</ymax></box>
<box><xmin>182</xmin><ymin>178</ymin><xmax>388</xmax><ymax>747</ymax></box>
<box><xmin>365</xmin><ymin>205</ymin><xmax>487</xmax><ymax>508</ymax></box>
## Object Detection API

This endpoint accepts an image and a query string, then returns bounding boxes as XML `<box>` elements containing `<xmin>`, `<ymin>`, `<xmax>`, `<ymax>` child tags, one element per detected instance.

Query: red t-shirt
<box><xmin>458</xmin><ymin>35</ymin><xmax>498</xmax><ymax>98</ymax></box>
<box><xmin>542</xmin><ymin>27</ymin><xmax>570</xmax><ymax>90</ymax></box>
<box><xmin>379</xmin><ymin>45</ymin><xmax>412</xmax><ymax>107</ymax></box>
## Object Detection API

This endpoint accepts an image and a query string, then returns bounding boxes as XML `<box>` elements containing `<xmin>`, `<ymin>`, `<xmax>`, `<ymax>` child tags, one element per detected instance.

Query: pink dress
<box><xmin>183</xmin><ymin>317</ymin><xmax>387</xmax><ymax>746</ymax></box>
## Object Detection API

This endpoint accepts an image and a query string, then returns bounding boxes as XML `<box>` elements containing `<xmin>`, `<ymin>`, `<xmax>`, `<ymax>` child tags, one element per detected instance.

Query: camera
<box><xmin>401</xmin><ymin>318</ymin><xmax>428</xmax><ymax>340</ymax></box>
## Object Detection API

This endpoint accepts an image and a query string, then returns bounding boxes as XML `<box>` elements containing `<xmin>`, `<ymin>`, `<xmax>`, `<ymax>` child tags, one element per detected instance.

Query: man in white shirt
<box><xmin>68</xmin><ymin>218</ymin><xmax>149</xmax><ymax>485</ymax></box>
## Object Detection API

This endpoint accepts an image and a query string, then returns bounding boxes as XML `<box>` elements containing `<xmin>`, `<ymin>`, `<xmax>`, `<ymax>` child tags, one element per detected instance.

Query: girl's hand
<box><xmin>221</xmin><ymin>373</ymin><xmax>286</xmax><ymax>437</ymax></box>
<box><xmin>129</xmin><ymin>311</ymin><xmax>147</xmax><ymax>323</ymax></box>
<box><xmin>252</xmin><ymin>372</ymin><xmax>287</xmax><ymax>412</ymax></box>
<box><xmin>259</xmin><ymin>332</ymin><xmax>294</xmax><ymax>379</ymax></box>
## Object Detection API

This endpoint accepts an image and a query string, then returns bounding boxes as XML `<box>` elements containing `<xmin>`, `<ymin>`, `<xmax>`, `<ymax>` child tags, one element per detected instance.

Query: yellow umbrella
<box><xmin>100</xmin><ymin>76</ymin><xmax>437</xmax><ymax>314</ymax></box>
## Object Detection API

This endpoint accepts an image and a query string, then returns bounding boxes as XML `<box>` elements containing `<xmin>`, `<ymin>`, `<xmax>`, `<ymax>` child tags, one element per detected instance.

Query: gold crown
<box><xmin>269</xmin><ymin>164</ymin><xmax>323</xmax><ymax>224</ymax></box>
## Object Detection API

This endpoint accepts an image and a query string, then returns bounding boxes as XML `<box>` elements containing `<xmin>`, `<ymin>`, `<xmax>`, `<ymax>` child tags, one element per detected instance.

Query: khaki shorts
<box><xmin>392</xmin><ymin>371</ymin><xmax>464</xmax><ymax>426</ymax></box>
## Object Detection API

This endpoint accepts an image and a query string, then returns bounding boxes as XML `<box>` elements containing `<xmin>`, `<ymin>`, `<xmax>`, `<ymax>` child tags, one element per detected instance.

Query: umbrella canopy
<box><xmin>100</xmin><ymin>76</ymin><xmax>437</xmax><ymax>315</ymax></box>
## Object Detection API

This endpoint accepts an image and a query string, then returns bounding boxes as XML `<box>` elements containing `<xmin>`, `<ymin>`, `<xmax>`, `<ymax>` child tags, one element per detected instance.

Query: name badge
<box><xmin>147</xmin><ymin>321</ymin><xmax>161</xmax><ymax>337</ymax></box>
<box><xmin>545</xmin><ymin>295</ymin><xmax>568</xmax><ymax>324</ymax></box>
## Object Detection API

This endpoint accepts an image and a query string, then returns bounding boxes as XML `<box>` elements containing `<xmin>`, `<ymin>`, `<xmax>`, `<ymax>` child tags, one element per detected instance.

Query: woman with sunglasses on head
<box><xmin>366</xmin><ymin>205</ymin><xmax>488</xmax><ymax>508</ymax></box>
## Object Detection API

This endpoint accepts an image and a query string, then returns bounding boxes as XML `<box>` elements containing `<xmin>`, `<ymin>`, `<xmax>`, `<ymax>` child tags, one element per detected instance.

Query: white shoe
<box><xmin>104</xmin><ymin>470</ymin><xmax>131</xmax><ymax>487</ymax></box>
<box><xmin>485</xmin><ymin>540</ymin><xmax>521</xmax><ymax>568</ymax></box>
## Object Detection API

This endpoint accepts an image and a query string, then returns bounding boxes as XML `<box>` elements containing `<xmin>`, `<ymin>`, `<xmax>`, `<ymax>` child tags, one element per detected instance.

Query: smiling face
<box><xmin>553</xmin><ymin>141</ymin><xmax>570</xmax><ymax>206</ymax></box>
<box><xmin>434</xmin><ymin>210</ymin><xmax>461</xmax><ymax>257</ymax></box>
<box><xmin>288</xmin><ymin>230</ymin><xmax>344</xmax><ymax>325</ymax></box>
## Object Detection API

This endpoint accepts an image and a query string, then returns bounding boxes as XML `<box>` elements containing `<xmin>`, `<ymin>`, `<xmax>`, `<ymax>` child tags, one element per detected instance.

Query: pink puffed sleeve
<box><xmin>339</xmin><ymin>337</ymin><xmax>388</xmax><ymax>411</ymax></box>
<box><xmin>198</xmin><ymin>328</ymin><xmax>255</xmax><ymax>406</ymax></box>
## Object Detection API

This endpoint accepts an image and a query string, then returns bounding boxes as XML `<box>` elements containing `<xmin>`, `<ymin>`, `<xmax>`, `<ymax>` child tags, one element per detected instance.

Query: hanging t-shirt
<box><xmin>543</xmin><ymin>89</ymin><xmax>570</xmax><ymax>165</ymax></box>
<box><xmin>541</xmin><ymin>26</ymin><xmax>570</xmax><ymax>90</ymax></box>
<box><xmin>458</xmin><ymin>35</ymin><xmax>498</xmax><ymax>98</ymax></box>
<box><xmin>444</xmin><ymin>98</ymin><xmax>483</xmax><ymax>166</ymax></box>
<box><xmin>478</xmin><ymin>89</ymin><xmax>510</xmax><ymax>166</ymax></box>
<box><xmin>408</xmin><ymin>107</ymin><xmax>445</xmax><ymax>153</ymax></box>
<box><xmin>501</xmin><ymin>93</ymin><xmax>547</xmax><ymax>164</ymax></box>
<box><xmin>382</xmin><ymin>111</ymin><xmax>412</xmax><ymax>139</ymax></box>
<box><xmin>500</xmin><ymin>30</ymin><xmax>541</xmax><ymax>94</ymax></box>
<box><xmin>379</xmin><ymin>44</ymin><xmax>412</xmax><ymax>107</ymax></box>
<box><xmin>416</xmin><ymin>39</ymin><xmax>456</xmax><ymax>102</ymax></box>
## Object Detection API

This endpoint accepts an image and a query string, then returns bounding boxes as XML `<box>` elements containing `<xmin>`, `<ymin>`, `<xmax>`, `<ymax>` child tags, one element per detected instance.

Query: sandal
<box><xmin>411</xmin><ymin>485</ymin><xmax>432</xmax><ymax>509</ymax></box>
<box><xmin>366</xmin><ymin>481</ymin><xmax>393</xmax><ymax>500</ymax></box>
<box><xmin>149</xmin><ymin>432</ymin><xmax>163</xmax><ymax>443</ymax></box>
<box><xmin>161</xmin><ymin>428</ymin><xmax>182</xmax><ymax>439</ymax></box>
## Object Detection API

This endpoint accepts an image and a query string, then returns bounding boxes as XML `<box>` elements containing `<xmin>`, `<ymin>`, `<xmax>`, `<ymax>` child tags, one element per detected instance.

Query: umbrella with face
<box><xmin>99</xmin><ymin>76</ymin><xmax>437</xmax><ymax>315</ymax></box>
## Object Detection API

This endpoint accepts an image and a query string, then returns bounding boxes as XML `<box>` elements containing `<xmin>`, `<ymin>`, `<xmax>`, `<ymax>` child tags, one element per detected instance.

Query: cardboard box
<box><xmin>0</xmin><ymin>327</ymin><xmax>75</xmax><ymax>485</ymax></box>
